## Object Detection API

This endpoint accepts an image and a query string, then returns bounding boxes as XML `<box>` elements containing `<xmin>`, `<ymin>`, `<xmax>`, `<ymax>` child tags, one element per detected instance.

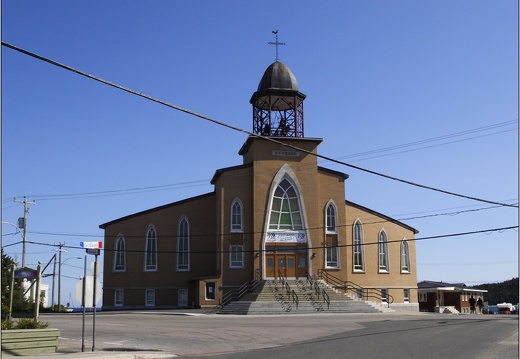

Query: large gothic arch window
<box><xmin>325</xmin><ymin>201</ymin><xmax>339</xmax><ymax>268</ymax></box>
<box><xmin>353</xmin><ymin>220</ymin><xmax>365</xmax><ymax>272</ymax></box>
<box><xmin>144</xmin><ymin>225</ymin><xmax>157</xmax><ymax>271</ymax></box>
<box><xmin>177</xmin><ymin>216</ymin><xmax>190</xmax><ymax>271</ymax></box>
<box><xmin>401</xmin><ymin>239</ymin><xmax>411</xmax><ymax>273</ymax></box>
<box><xmin>268</xmin><ymin>178</ymin><xmax>303</xmax><ymax>230</ymax></box>
<box><xmin>114</xmin><ymin>234</ymin><xmax>126</xmax><ymax>272</ymax></box>
<box><xmin>378</xmin><ymin>230</ymin><xmax>389</xmax><ymax>272</ymax></box>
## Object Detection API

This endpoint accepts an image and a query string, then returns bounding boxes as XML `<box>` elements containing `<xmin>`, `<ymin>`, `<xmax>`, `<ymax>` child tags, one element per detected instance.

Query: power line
<box><xmin>20</xmin><ymin>225</ymin><xmax>519</xmax><ymax>254</ymax></box>
<box><xmin>23</xmin><ymin>180</ymin><xmax>210</xmax><ymax>202</ymax></box>
<box><xmin>21</xmin><ymin>201</ymin><xmax>516</xmax><ymax>240</ymax></box>
<box><xmin>2</xmin><ymin>41</ymin><xmax>517</xmax><ymax>209</ymax></box>
<box><xmin>333</xmin><ymin>120</ymin><xmax>517</xmax><ymax>162</ymax></box>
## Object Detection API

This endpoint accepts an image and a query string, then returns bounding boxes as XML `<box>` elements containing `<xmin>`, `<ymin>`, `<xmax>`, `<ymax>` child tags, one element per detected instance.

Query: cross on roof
<box><xmin>268</xmin><ymin>30</ymin><xmax>286</xmax><ymax>61</ymax></box>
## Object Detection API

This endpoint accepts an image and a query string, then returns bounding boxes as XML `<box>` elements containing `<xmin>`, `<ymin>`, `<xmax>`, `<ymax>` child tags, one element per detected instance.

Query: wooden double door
<box><xmin>265</xmin><ymin>246</ymin><xmax>307</xmax><ymax>278</ymax></box>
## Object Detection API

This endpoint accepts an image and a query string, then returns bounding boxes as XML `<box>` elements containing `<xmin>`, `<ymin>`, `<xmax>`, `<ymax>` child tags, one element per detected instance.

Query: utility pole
<box><xmin>14</xmin><ymin>196</ymin><xmax>35</xmax><ymax>307</ymax></box>
<box><xmin>13</xmin><ymin>196</ymin><xmax>36</xmax><ymax>269</ymax></box>
<box><xmin>57</xmin><ymin>242</ymin><xmax>66</xmax><ymax>311</ymax></box>
<box><xmin>52</xmin><ymin>254</ymin><xmax>57</xmax><ymax>309</ymax></box>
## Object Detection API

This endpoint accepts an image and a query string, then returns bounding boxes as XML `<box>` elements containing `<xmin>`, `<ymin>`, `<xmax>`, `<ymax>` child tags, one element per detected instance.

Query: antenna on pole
<box><xmin>268</xmin><ymin>30</ymin><xmax>286</xmax><ymax>61</ymax></box>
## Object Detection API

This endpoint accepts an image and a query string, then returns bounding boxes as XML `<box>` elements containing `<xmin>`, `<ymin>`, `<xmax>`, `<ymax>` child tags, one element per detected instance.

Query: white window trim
<box><xmin>353</xmin><ymin>219</ymin><xmax>365</xmax><ymax>272</ymax></box>
<box><xmin>403</xmin><ymin>288</ymin><xmax>410</xmax><ymax>303</ymax></box>
<box><xmin>114</xmin><ymin>234</ymin><xmax>126</xmax><ymax>272</ymax></box>
<box><xmin>325</xmin><ymin>200</ymin><xmax>340</xmax><ymax>269</ymax></box>
<box><xmin>230</xmin><ymin>198</ymin><xmax>244</xmax><ymax>233</ymax></box>
<box><xmin>177</xmin><ymin>216</ymin><xmax>190</xmax><ymax>271</ymax></box>
<box><xmin>144</xmin><ymin>225</ymin><xmax>158</xmax><ymax>272</ymax></box>
<box><xmin>400</xmin><ymin>239</ymin><xmax>411</xmax><ymax>273</ymax></box>
<box><xmin>145</xmin><ymin>289</ymin><xmax>155</xmax><ymax>307</ymax></box>
<box><xmin>229</xmin><ymin>244</ymin><xmax>244</xmax><ymax>268</ymax></box>
<box><xmin>378</xmin><ymin>229</ymin><xmax>389</xmax><ymax>273</ymax></box>
<box><xmin>114</xmin><ymin>289</ymin><xmax>124</xmax><ymax>307</ymax></box>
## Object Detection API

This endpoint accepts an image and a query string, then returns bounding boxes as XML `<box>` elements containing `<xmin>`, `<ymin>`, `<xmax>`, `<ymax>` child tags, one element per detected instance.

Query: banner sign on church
<box><xmin>266</xmin><ymin>231</ymin><xmax>306</xmax><ymax>243</ymax></box>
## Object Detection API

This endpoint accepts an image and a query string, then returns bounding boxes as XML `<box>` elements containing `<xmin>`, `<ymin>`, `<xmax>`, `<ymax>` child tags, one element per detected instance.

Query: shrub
<box><xmin>12</xmin><ymin>318</ymin><xmax>49</xmax><ymax>329</ymax></box>
<box><xmin>2</xmin><ymin>320</ymin><xmax>14</xmax><ymax>330</ymax></box>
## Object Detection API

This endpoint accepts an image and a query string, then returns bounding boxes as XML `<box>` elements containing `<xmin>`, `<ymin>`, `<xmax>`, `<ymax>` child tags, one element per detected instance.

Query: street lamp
<box><xmin>58</xmin><ymin>256</ymin><xmax>81</xmax><ymax>311</ymax></box>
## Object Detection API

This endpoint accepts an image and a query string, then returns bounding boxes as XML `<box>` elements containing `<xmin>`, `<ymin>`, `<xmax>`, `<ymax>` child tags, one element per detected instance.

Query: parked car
<box><xmin>497</xmin><ymin>302</ymin><xmax>514</xmax><ymax>314</ymax></box>
<box><xmin>483</xmin><ymin>305</ymin><xmax>498</xmax><ymax>314</ymax></box>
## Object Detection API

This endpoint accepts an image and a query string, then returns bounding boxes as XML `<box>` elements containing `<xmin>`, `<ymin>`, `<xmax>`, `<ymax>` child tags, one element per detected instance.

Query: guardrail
<box><xmin>316</xmin><ymin>269</ymin><xmax>393</xmax><ymax>306</ymax></box>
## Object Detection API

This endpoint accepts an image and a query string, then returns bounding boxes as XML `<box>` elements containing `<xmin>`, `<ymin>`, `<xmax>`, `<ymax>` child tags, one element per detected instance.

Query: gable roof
<box><xmin>99</xmin><ymin>192</ymin><xmax>215</xmax><ymax>229</ymax></box>
<box><xmin>345</xmin><ymin>200</ymin><xmax>419</xmax><ymax>234</ymax></box>
<box><xmin>418</xmin><ymin>280</ymin><xmax>487</xmax><ymax>293</ymax></box>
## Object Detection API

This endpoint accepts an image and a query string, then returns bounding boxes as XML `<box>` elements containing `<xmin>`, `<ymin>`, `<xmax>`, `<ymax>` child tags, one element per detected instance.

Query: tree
<box><xmin>1</xmin><ymin>251</ymin><xmax>33</xmax><ymax>319</ymax></box>
<box><xmin>1</xmin><ymin>251</ymin><xmax>17</xmax><ymax>320</ymax></box>
<box><xmin>472</xmin><ymin>277</ymin><xmax>519</xmax><ymax>305</ymax></box>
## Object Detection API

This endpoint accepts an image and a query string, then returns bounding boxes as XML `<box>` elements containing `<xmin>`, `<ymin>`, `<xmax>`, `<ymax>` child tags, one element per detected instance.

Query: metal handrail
<box><xmin>219</xmin><ymin>277</ymin><xmax>262</xmax><ymax>308</ymax></box>
<box><xmin>291</xmin><ymin>290</ymin><xmax>299</xmax><ymax>309</ymax></box>
<box><xmin>278</xmin><ymin>269</ymin><xmax>286</xmax><ymax>286</ymax></box>
<box><xmin>322</xmin><ymin>289</ymin><xmax>330</xmax><ymax>309</ymax></box>
<box><xmin>317</xmin><ymin>269</ymin><xmax>394</xmax><ymax>306</ymax></box>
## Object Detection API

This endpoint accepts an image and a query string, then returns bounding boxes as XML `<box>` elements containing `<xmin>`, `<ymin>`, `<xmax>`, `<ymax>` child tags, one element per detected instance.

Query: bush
<box><xmin>2</xmin><ymin>320</ymin><xmax>14</xmax><ymax>330</ymax></box>
<box><xmin>2</xmin><ymin>318</ymin><xmax>49</xmax><ymax>330</ymax></box>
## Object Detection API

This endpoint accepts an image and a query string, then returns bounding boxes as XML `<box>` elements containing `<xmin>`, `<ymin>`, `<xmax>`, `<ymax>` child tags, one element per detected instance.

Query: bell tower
<box><xmin>250</xmin><ymin>61</ymin><xmax>306</xmax><ymax>138</ymax></box>
<box><xmin>250</xmin><ymin>34</ymin><xmax>306</xmax><ymax>138</ymax></box>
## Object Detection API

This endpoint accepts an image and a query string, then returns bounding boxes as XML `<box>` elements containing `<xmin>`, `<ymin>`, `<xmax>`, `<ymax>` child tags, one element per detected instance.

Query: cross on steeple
<box><xmin>268</xmin><ymin>30</ymin><xmax>286</xmax><ymax>61</ymax></box>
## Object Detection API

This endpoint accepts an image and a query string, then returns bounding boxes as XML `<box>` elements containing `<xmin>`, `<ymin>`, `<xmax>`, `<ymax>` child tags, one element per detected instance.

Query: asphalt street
<box><xmin>17</xmin><ymin>310</ymin><xmax>519</xmax><ymax>359</ymax></box>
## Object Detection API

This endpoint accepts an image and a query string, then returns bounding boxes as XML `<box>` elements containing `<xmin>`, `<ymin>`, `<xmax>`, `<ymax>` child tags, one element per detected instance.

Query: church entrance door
<box><xmin>265</xmin><ymin>245</ymin><xmax>307</xmax><ymax>279</ymax></box>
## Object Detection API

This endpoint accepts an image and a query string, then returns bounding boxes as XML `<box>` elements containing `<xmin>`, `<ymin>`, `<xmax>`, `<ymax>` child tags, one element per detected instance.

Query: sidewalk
<box><xmin>5</xmin><ymin>351</ymin><xmax>178</xmax><ymax>359</ymax></box>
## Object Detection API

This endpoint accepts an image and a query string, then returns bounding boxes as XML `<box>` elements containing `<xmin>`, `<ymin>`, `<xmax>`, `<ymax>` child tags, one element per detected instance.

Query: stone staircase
<box><xmin>217</xmin><ymin>279</ymin><xmax>391</xmax><ymax>315</ymax></box>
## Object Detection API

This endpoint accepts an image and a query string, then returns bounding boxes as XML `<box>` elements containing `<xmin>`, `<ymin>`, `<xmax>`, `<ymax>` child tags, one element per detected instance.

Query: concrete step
<box><xmin>217</xmin><ymin>279</ymin><xmax>387</xmax><ymax>315</ymax></box>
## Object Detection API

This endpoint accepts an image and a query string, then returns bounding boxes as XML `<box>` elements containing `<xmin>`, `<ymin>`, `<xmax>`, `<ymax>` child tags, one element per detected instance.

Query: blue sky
<box><xmin>2</xmin><ymin>1</ymin><xmax>518</xmax><ymax>307</ymax></box>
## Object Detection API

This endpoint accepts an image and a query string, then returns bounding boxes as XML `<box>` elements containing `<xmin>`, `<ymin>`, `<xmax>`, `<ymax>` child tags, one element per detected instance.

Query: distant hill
<box><xmin>471</xmin><ymin>277</ymin><xmax>519</xmax><ymax>305</ymax></box>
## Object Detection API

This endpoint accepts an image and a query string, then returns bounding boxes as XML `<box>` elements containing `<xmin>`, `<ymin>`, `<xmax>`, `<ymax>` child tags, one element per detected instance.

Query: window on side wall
<box><xmin>178</xmin><ymin>289</ymin><xmax>188</xmax><ymax>307</ymax></box>
<box><xmin>403</xmin><ymin>289</ymin><xmax>410</xmax><ymax>303</ymax></box>
<box><xmin>419</xmin><ymin>292</ymin><xmax>427</xmax><ymax>302</ymax></box>
<box><xmin>114</xmin><ymin>289</ymin><xmax>123</xmax><ymax>307</ymax></box>
<box><xmin>353</xmin><ymin>221</ymin><xmax>365</xmax><ymax>272</ymax></box>
<box><xmin>144</xmin><ymin>226</ymin><xmax>158</xmax><ymax>271</ymax></box>
<box><xmin>114</xmin><ymin>235</ymin><xmax>126</xmax><ymax>272</ymax></box>
<box><xmin>145</xmin><ymin>289</ymin><xmax>155</xmax><ymax>306</ymax></box>
<box><xmin>378</xmin><ymin>230</ymin><xmax>389</xmax><ymax>272</ymax></box>
<box><xmin>401</xmin><ymin>239</ymin><xmax>410</xmax><ymax>273</ymax></box>
<box><xmin>177</xmin><ymin>217</ymin><xmax>190</xmax><ymax>271</ymax></box>
<box><xmin>325</xmin><ymin>202</ymin><xmax>339</xmax><ymax>268</ymax></box>
<box><xmin>230</xmin><ymin>244</ymin><xmax>244</xmax><ymax>268</ymax></box>
<box><xmin>231</xmin><ymin>199</ymin><xmax>243</xmax><ymax>232</ymax></box>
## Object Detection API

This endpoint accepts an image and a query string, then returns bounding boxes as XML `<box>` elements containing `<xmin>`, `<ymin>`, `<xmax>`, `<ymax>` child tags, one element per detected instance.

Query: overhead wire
<box><xmin>10</xmin><ymin>201</ymin><xmax>517</xmax><ymax>241</ymax></box>
<box><xmin>16</xmin><ymin>225</ymin><xmax>520</xmax><ymax>255</ymax></box>
<box><xmin>2</xmin><ymin>41</ymin><xmax>517</xmax><ymax>209</ymax></box>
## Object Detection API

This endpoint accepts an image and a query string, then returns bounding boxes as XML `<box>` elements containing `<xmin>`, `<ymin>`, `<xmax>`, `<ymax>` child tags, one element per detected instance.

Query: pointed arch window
<box><xmin>177</xmin><ymin>217</ymin><xmax>190</xmax><ymax>271</ymax></box>
<box><xmin>353</xmin><ymin>221</ymin><xmax>365</xmax><ymax>271</ymax></box>
<box><xmin>114</xmin><ymin>235</ymin><xmax>126</xmax><ymax>272</ymax></box>
<box><xmin>401</xmin><ymin>239</ymin><xmax>411</xmax><ymax>273</ymax></box>
<box><xmin>144</xmin><ymin>226</ymin><xmax>157</xmax><ymax>271</ymax></box>
<box><xmin>325</xmin><ymin>202</ymin><xmax>339</xmax><ymax>268</ymax></box>
<box><xmin>269</xmin><ymin>179</ymin><xmax>303</xmax><ymax>230</ymax></box>
<box><xmin>231</xmin><ymin>199</ymin><xmax>243</xmax><ymax>232</ymax></box>
<box><xmin>378</xmin><ymin>230</ymin><xmax>389</xmax><ymax>272</ymax></box>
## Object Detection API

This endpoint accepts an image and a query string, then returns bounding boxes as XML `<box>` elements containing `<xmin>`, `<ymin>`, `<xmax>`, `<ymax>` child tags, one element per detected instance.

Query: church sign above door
<box><xmin>272</xmin><ymin>150</ymin><xmax>300</xmax><ymax>157</ymax></box>
<box><xmin>266</xmin><ymin>231</ymin><xmax>306</xmax><ymax>243</ymax></box>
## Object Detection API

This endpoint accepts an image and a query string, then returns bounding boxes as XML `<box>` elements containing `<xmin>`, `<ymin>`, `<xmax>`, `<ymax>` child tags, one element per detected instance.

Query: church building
<box><xmin>100</xmin><ymin>60</ymin><xmax>419</xmax><ymax>312</ymax></box>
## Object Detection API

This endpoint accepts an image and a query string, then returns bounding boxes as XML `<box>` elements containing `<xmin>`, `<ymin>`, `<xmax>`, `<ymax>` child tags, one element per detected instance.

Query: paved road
<box><xmin>36</xmin><ymin>310</ymin><xmax>518</xmax><ymax>359</ymax></box>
